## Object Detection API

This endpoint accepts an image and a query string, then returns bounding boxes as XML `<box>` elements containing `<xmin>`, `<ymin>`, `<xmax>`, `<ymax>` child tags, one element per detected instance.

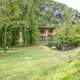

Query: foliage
<box><xmin>0</xmin><ymin>0</ymin><xmax>80</xmax><ymax>53</ymax></box>
<box><xmin>0</xmin><ymin>0</ymin><xmax>52</xmax><ymax>52</ymax></box>
<box><xmin>54</xmin><ymin>22</ymin><xmax>80</xmax><ymax>50</ymax></box>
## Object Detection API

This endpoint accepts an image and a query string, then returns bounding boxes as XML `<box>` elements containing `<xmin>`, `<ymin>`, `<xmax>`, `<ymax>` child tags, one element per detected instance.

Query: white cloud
<box><xmin>54</xmin><ymin>0</ymin><xmax>80</xmax><ymax>12</ymax></box>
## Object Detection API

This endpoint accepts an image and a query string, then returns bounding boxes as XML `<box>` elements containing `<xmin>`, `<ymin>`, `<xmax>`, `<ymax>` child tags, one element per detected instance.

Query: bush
<box><xmin>54</xmin><ymin>23</ymin><xmax>80</xmax><ymax>50</ymax></box>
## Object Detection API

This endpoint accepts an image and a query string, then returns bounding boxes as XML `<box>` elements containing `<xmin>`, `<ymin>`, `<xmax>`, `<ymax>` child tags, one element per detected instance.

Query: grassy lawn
<box><xmin>0</xmin><ymin>46</ymin><xmax>80</xmax><ymax>80</ymax></box>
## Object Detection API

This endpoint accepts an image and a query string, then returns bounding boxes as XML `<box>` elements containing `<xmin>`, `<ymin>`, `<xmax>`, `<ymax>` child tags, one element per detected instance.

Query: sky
<box><xmin>54</xmin><ymin>0</ymin><xmax>80</xmax><ymax>12</ymax></box>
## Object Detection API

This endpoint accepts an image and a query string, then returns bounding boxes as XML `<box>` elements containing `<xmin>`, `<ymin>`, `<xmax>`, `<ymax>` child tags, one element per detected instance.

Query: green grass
<box><xmin>0</xmin><ymin>46</ymin><xmax>80</xmax><ymax>80</ymax></box>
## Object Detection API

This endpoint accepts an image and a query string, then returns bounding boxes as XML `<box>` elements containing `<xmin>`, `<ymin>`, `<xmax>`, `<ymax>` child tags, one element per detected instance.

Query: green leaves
<box><xmin>54</xmin><ymin>22</ymin><xmax>80</xmax><ymax>50</ymax></box>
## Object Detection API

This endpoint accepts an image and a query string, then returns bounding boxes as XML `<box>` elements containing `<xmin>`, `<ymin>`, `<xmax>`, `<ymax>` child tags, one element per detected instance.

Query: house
<box><xmin>38</xmin><ymin>27</ymin><xmax>55</xmax><ymax>45</ymax></box>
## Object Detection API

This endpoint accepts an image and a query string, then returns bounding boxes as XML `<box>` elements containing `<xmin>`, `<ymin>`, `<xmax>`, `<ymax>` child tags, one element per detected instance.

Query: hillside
<box><xmin>0</xmin><ymin>0</ymin><xmax>80</xmax><ymax>28</ymax></box>
<box><xmin>37</xmin><ymin>1</ymin><xmax>80</xmax><ymax>28</ymax></box>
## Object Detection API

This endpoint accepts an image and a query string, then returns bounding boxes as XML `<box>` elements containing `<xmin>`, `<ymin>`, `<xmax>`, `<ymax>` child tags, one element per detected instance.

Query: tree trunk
<box><xmin>4</xmin><ymin>25</ymin><xmax>7</xmax><ymax>54</ymax></box>
<box><xmin>24</xmin><ymin>25</ymin><xmax>27</xmax><ymax>46</ymax></box>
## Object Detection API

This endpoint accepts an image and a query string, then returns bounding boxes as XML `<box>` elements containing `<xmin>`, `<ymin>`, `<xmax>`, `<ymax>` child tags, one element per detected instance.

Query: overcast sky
<box><xmin>54</xmin><ymin>0</ymin><xmax>80</xmax><ymax>12</ymax></box>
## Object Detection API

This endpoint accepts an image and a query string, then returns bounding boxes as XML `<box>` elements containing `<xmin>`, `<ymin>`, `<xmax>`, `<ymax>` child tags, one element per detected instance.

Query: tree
<box><xmin>0</xmin><ymin>0</ymin><xmax>8</xmax><ymax>53</ymax></box>
<box><xmin>0</xmin><ymin>0</ymin><xmax>53</xmax><ymax>53</ymax></box>
<box><xmin>17</xmin><ymin>0</ymin><xmax>52</xmax><ymax>46</ymax></box>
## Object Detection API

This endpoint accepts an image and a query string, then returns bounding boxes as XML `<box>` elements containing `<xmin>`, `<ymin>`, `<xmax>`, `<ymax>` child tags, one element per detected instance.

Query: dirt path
<box><xmin>49</xmin><ymin>48</ymin><xmax>80</xmax><ymax>64</ymax></box>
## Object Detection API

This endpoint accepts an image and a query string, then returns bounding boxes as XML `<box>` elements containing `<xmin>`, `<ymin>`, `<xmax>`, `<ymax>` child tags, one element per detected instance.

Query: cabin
<box><xmin>38</xmin><ymin>27</ymin><xmax>55</xmax><ymax>45</ymax></box>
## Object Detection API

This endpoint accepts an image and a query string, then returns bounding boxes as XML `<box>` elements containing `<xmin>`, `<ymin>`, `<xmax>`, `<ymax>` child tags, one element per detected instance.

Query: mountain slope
<box><xmin>37</xmin><ymin>1</ymin><xmax>80</xmax><ymax>28</ymax></box>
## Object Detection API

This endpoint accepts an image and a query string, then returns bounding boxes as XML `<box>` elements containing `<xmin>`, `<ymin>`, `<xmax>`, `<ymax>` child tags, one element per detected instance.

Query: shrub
<box><xmin>54</xmin><ymin>23</ymin><xmax>80</xmax><ymax>50</ymax></box>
